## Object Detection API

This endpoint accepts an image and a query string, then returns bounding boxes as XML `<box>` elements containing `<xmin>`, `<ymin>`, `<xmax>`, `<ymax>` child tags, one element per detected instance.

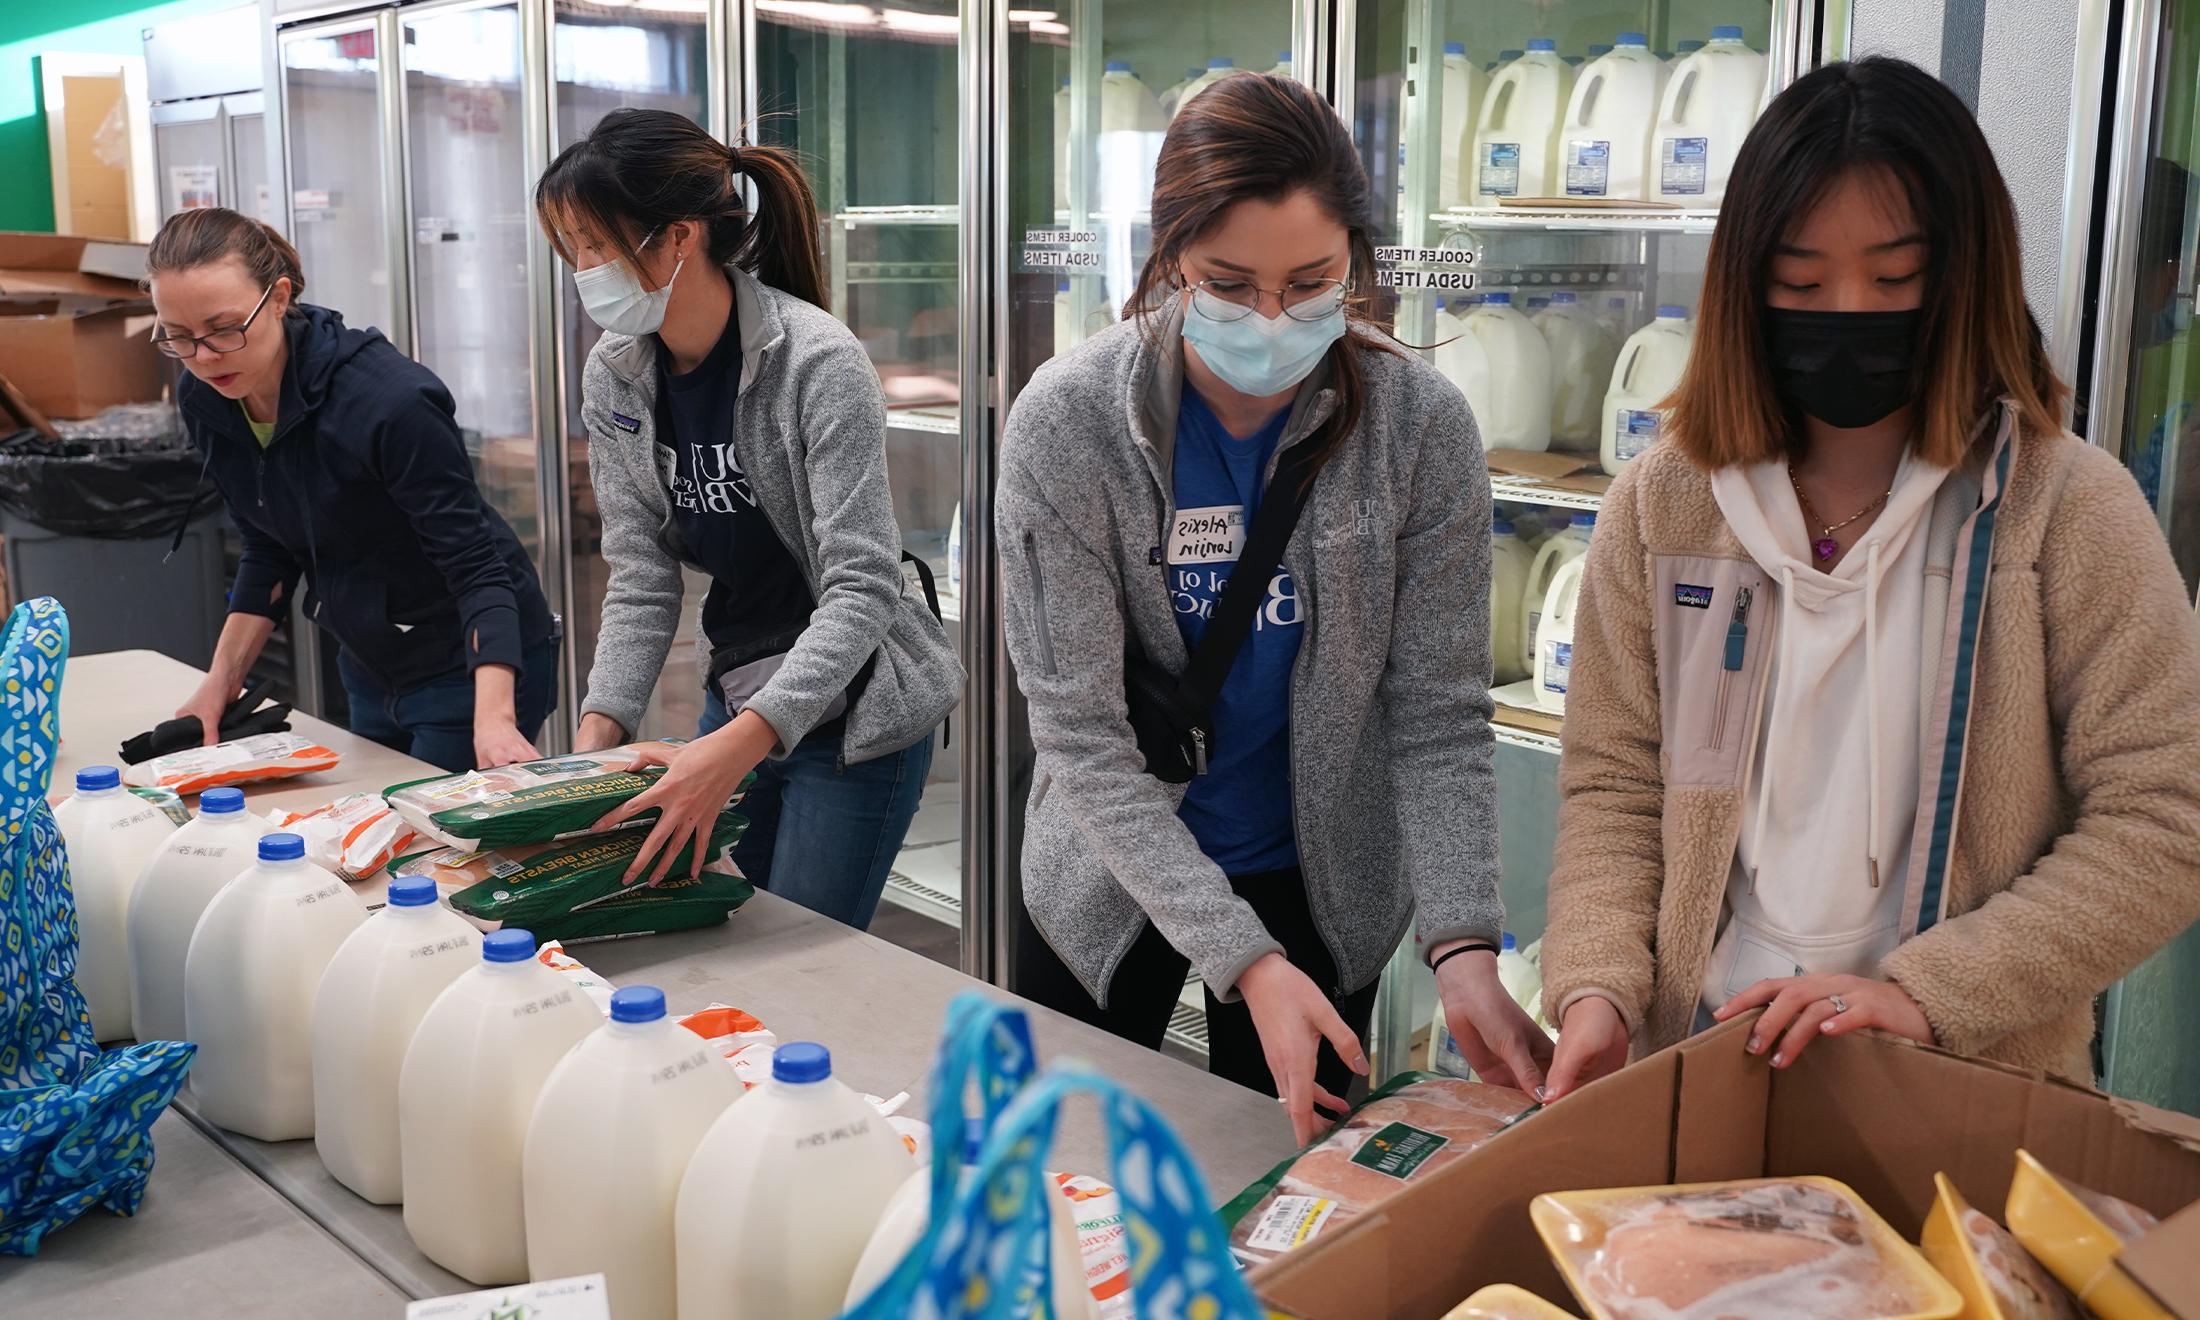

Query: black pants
<box><xmin>1013</xmin><ymin>866</ymin><xmax>1381</xmax><ymax>1103</ymax></box>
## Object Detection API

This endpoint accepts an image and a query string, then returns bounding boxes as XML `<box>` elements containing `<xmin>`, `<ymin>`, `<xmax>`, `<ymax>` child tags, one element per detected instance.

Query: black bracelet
<box><xmin>1431</xmin><ymin>942</ymin><xmax>1500</xmax><ymax>974</ymax></box>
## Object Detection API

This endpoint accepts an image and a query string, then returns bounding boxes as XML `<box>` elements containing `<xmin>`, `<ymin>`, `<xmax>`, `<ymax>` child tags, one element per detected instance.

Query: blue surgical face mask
<box><xmin>573</xmin><ymin>228</ymin><xmax>685</xmax><ymax>336</ymax></box>
<box><xmin>1180</xmin><ymin>295</ymin><xmax>1348</xmax><ymax>398</ymax></box>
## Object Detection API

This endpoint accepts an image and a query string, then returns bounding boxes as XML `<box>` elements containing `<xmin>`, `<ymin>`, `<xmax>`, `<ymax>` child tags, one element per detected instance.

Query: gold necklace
<box><xmin>1788</xmin><ymin>464</ymin><xmax>1892</xmax><ymax>565</ymax></box>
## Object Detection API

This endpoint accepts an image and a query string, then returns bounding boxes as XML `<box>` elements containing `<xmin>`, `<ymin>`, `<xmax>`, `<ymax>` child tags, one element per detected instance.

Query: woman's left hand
<box><xmin>474</xmin><ymin>720</ymin><xmax>540</xmax><ymax>770</ymax></box>
<box><xmin>598</xmin><ymin>712</ymin><xmax>776</xmax><ymax>886</ymax></box>
<box><xmin>1716</xmin><ymin>973</ymin><xmax>1934</xmax><ymax>1068</ymax></box>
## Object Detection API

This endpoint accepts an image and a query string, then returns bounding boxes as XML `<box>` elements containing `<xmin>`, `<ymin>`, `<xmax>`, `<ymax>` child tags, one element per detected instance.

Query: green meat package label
<box><xmin>1345</xmin><ymin>1122</ymin><xmax>1449</xmax><ymax>1180</ymax></box>
<box><xmin>383</xmin><ymin>743</ymin><xmax>751</xmax><ymax>851</ymax></box>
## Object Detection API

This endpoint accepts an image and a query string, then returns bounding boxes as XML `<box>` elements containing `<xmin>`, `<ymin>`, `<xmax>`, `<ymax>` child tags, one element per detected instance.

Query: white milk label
<box><xmin>408</xmin><ymin>1274</ymin><xmax>610</xmax><ymax>1320</ymax></box>
<box><xmin>649</xmin><ymin>1048</ymin><xmax>715</xmax><ymax>1085</ymax></box>
<box><xmin>409</xmin><ymin>935</ymin><xmax>474</xmax><ymax>960</ymax></box>
<box><xmin>1167</xmin><ymin>505</ymin><xmax>1246</xmax><ymax>566</ymax></box>
<box><xmin>1617</xmin><ymin>408</ymin><xmax>1662</xmax><ymax>460</ymax></box>
<box><xmin>295</xmin><ymin>883</ymin><xmax>346</xmax><ymax>908</ymax></box>
<box><xmin>1661</xmin><ymin>136</ymin><xmax>1709</xmax><ymax>195</ymax></box>
<box><xmin>1543</xmin><ymin>641</ymin><xmax>1572</xmax><ymax>694</ymax></box>
<box><xmin>1565</xmin><ymin>139</ymin><xmax>1611</xmax><ymax>196</ymax></box>
<box><xmin>512</xmin><ymin>988</ymin><xmax>577</xmax><ymax>1019</ymax></box>
<box><xmin>1479</xmin><ymin>142</ymin><xmax>1521</xmax><ymax>196</ymax></box>
<box><xmin>1244</xmin><ymin>1194</ymin><xmax>1337</xmax><ymax>1254</ymax></box>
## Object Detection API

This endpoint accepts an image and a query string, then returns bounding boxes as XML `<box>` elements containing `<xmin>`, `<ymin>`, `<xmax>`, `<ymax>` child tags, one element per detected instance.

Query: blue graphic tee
<box><xmin>1169</xmin><ymin>386</ymin><xmax>1303</xmax><ymax>875</ymax></box>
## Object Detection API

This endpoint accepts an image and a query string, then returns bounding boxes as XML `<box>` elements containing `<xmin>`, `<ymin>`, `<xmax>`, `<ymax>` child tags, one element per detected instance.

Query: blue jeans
<box><xmin>340</xmin><ymin>636</ymin><xmax>561</xmax><ymax>773</ymax></box>
<box><xmin>700</xmin><ymin>694</ymin><xmax>934</xmax><ymax>930</ymax></box>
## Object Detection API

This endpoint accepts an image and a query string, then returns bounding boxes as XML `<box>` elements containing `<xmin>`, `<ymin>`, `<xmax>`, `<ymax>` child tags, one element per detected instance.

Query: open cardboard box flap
<box><xmin>1253</xmin><ymin>1015</ymin><xmax>2200</xmax><ymax>1319</ymax></box>
<box><xmin>0</xmin><ymin>233</ymin><xmax>151</xmax><ymax>306</ymax></box>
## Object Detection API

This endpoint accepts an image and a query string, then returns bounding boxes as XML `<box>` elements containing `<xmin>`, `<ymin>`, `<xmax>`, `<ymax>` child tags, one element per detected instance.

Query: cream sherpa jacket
<box><xmin>1541</xmin><ymin>401</ymin><xmax>2200</xmax><ymax>1080</ymax></box>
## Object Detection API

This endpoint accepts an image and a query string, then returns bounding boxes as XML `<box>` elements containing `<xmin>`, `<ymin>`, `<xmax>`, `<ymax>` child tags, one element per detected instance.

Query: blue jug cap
<box><xmin>1713</xmin><ymin>25</ymin><xmax>1744</xmax><ymax>40</ymax></box>
<box><xmin>1520</xmin><ymin>41</ymin><xmax>1547</xmax><ymax>53</ymax></box>
<box><xmin>1573</xmin><ymin>512</ymin><xmax>1598</xmax><ymax>528</ymax></box>
<box><xmin>1502</xmin><ymin>931</ymin><xmax>1519</xmax><ymax>951</ymax></box>
<box><xmin>1492</xmin><ymin>520</ymin><xmax>1515</xmax><ymax>536</ymax></box>
<box><xmin>1444</xmin><ymin>42</ymin><xmax>1465</xmax><ymax>56</ymax></box>
<box><xmin>76</xmin><ymin>765</ymin><xmax>121</xmax><ymax>792</ymax></box>
<box><xmin>483</xmin><ymin>929</ymin><xmax>536</xmax><ymax>963</ymax></box>
<box><xmin>1551</xmin><ymin>291</ymin><xmax>1578</xmax><ymax>304</ymax></box>
<box><xmin>199</xmin><ymin>786</ymin><xmax>245</xmax><ymax>814</ymax></box>
<box><xmin>1208</xmin><ymin>57</ymin><xmax>1233</xmax><ymax>69</ymax></box>
<box><xmin>386</xmin><ymin>876</ymin><xmax>437</xmax><ymax>907</ymax></box>
<box><xmin>258</xmin><ymin>833</ymin><xmax>304</xmax><ymax>863</ymax></box>
<box><xmin>1482</xmin><ymin>291</ymin><xmax>1511</xmax><ymax>305</ymax></box>
<box><xmin>1657</xmin><ymin>303</ymin><xmax>1688</xmax><ymax>319</ymax></box>
<box><xmin>1617</xmin><ymin>31</ymin><xmax>1649</xmax><ymax>46</ymax></box>
<box><xmin>774</xmin><ymin>1042</ymin><xmax>832</xmax><ymax>1083</ymax></box>
<box><xmin>610</xmin><ymin>986</ymin><xmax>667</xmax><ymax>1024</ymax></box>
<box><xmin>1105</xmin><ymin>60</ymin><xmax>1130</xmax><ymax>74</ymax></box>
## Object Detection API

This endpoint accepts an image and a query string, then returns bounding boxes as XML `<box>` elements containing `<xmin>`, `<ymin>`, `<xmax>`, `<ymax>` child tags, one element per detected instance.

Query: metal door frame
<box><xmin>2083</xmin><ymin>0</ymin><xmax>2166</xmax><ymax>459</ymax></box>
<box><xmin>149</xmin><ymin>98</ymin><xmax>232</xmax><ymax>215</ymax></box>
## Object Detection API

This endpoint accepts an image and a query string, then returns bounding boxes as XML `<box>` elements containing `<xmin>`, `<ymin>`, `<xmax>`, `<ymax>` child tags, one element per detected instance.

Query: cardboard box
<box><xmin>0</xmin><ymin>233</ymin><xmax>163</xmax><ymax>420</ymax></box>
<box><xmin>1254</xmin><ymin>1015</ymin><xmax>2200</xmax><ymax>1319</ymax></box>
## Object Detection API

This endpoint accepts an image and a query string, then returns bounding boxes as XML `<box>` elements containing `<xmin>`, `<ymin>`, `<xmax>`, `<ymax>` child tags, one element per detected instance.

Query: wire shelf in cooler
<box><xmin>1432</xmin><ymin>205</ymin><xmax>1721</xmax><ymax>237</ymax></box>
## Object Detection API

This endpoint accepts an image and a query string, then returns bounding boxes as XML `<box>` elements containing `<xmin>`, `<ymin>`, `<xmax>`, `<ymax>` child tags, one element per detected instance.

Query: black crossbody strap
<box><xmin>1172</xmin><ymin>441</ymin><xmax>1317</xmax><ymax>719</ymax></box>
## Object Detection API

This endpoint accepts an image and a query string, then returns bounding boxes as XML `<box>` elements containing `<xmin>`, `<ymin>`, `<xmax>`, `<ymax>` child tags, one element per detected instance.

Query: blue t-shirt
<box><xmin>1169</xmin><ymin>386</ymin><xmax>1303</xmax><ymax>875</ymax></box>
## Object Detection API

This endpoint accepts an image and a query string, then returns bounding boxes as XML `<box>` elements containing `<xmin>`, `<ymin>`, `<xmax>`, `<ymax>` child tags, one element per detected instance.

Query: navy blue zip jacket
<box><xmin>178</xmin><ymin>304</ymin><xmax>554</xmax><ymax>694</ymax></box>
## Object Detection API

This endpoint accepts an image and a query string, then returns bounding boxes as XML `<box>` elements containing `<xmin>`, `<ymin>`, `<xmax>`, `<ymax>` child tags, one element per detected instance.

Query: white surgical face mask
<box><xmin>573</xmin><ymin>229</ymin><xmax>685</xmax><ymax>336</ymax></box>
<box><xmin>1180</xmin><ymin>297</ymin><xmax>1347</xmax><ymax>398</ymax></box>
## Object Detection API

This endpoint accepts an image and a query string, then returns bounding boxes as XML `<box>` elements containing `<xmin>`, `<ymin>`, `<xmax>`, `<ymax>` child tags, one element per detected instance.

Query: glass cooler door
<box><xmin>400</xmin><ymin>0</ymin><xmax>542</xmax><ymax>566</ymax></box>
<box><xmin>990</xmin><ymin>0</ymin><xmax>1298</xmax><ymax>1048</ymax></box>
<box><xmin>552</xmin><ymin>1</ymin><xmax>712</xmax><ymax>742</ymax></box>
<box><xmin>280</xmin><ymin>16</ymin><xmax>401</xmax><ymax>346</ymax></box>
<box><xmin>1351</xmin><ymin>0</ymin><xmax>1789</xmax><ymax>1075</ymax></box>
<box><xmin>753</xmin><ymin>0</ymin><xmax>966</xmax><ymax>939</ymax></box>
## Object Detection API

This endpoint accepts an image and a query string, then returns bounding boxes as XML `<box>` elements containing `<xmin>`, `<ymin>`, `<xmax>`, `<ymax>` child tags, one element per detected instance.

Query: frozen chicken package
<box><xmin>383</xmin><ymin>743</ymin><xmax>749</xmax><ymax>851</ymax></box>
<box><xmin>124</xmin><ymin>731</ymin><xmax>341</xmax><ymax>795</ymax></box>
<box><xmin>275</xmin><ymin>792</ymin><xmax>420</xmax><ymax>881</ymax></box>
<box><xmin>1919</xmin><ymin>1172</ymin><xmax>2080</xmax><ymax>1320</ymax></box>
<box><xmin>386</xmin><ymin>812</ymin><xmax>752</xmax><ymax>944</ymax></box>
<box><xmin>1529</xmin><ymin>1176</ymin><xmax>1962</xmax><ymax>1320</ymax></box>
<box><xmin>2004</xmin><ymin>1149</ymin><xmax>2172</xmax><ymax>1320</ymax></box>
<box><xmin>1221</xmin><ymin>1072</ymin><xmax>1535</xmax><ymax>1266</ymax></box>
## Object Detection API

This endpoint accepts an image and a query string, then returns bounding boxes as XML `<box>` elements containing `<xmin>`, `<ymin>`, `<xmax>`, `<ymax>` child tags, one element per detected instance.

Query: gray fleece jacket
<box><xmin>578</xmin><ymin>265</ymin><xmax>962</xmax><ymax>763</ymax></box>
<box><xmin>996</xmin><ymin>300</ymin><xmax>1504</xmax><ymax>1005</ymax></box>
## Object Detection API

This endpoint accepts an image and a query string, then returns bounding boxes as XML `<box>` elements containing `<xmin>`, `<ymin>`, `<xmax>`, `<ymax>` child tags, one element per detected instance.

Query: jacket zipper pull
<box><xmin>1190</xmin><ymin>726</ymin><xmax>1209</xmax><ymax>776</ymax></box>
<box><xmin>1724</xmin><ymin>586</ymin><xmax>1753</xmax><ymax>671</ymax></box>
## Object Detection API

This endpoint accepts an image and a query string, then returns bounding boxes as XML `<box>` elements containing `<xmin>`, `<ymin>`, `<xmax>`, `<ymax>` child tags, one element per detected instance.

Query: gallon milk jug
<box><xmin>1496</xmin><ymin>932</ymin><xmax>1543</xmax><ymax>1015</ymax></box>
<box><xmin>53</xmin><ymin>765</ymin><xmax>176</xmax><ymax>1042</ymax></box>
<box><xmin>1489</xmin><ymin>520</ymin><xmax>1532</xmax><ymax>685</ymax></box>
<box><xmin>1522</xmin><ymin>512</ymin><xmax>1594</xmax><ymax>678</ymax></box>
<box><xmin>1560</xmin><ymin>33</ymin><xmax>1666</xmax><ymax>202</ymax></box>
<box><xmin>845</xmin><ymin>1119</ymin><xmax>1096</xmax><ymax>1319</ymax></box>
<box><xmin>1488</xmin><ymin>48</ymin><xmax>1523</xmax><ymax>75</ymax></box>
<box><xmin>1459</xmin><ymin>292</ymin><xmax>1553</xmax><ymax>452</ymax></box>
<box><xmin>1533</xmin><ymin>290</ymin><xmax>1609</xmax><ymax>450</ymax></box>
<box><xmin>1439</xmin><ymin>42</ymin><xmax>1482</xmax><ymax>208</ymax></box>
<box><xmin>1602</xmin><ymin>304</ymin><xmax>1695</xmax><ymax>476</ymax></box>
<box><xmin>401</xmin><ymin>928</ymin><xmax>599</xmax><ymax>1285</ymax></box>
<box><xmin>1535</xmin><ymin>556</ymin><xmax>1588</xmax><ymax>714</ymax></box>
<box><xmin>1472</xmin><ymin>39</ymin><xmax>1569</xmax><ymax>205</ymax></box>
<box><xmin>312</xmin><ymin>874</ymin><xmax>482</xmax><ymax>1205</ymax></box>
<box><xmin>1099</xmin><ymin>61</ymin><xmax>1165</xmax><ymax>132</ymax></box>
<box><xmin>126</xmin><ymin>785</ymin><xmax>266</xmax><ymax>1045</ymax></box>
<box><xmin>1653</xmin><ymin>26</ymin><xmax>1768</xmax><ymax>206</ymax></box>
<box><xmin>525</xmin><ymin>985</ymin><xmax>741</xmax><ymax>1320</ymax></box>
<box><xmin>1175</xmin><ymin>57</ymin><xmax>1236</xmax><ymax>117</ymax></box>
<box><xmin>1269</xmin><ymin>51</ymin><xmax>1294</xmax><ymax>79</ymax></box>
<box><xmin>184</xmin><ymin>832</ymin><xmax>365</xmax><ymax>1139</ymax></box>
<box><xmin>1157</xmin><ymin>66</ymin><xmax>1203</xmax><ymax>120</ymax></box>
<box><xmin>677</xmin><ymin>1042</ymin><xmax>910</xmax><ymax>1320</ymax></box>
<box><xmin>1434</xmin><ymin>297</ymin><xmax>1491</xmax><ymax>427</ymax></box>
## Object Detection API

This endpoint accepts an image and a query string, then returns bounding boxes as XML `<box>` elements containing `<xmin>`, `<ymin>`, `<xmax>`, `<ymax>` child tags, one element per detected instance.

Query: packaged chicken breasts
<box><xmin>384</xmin><ymin>744</ymin><xmax>750</xmax><ymax>851</ymax></box>
<box><xmin>1920</xmin><ymin>1173</ymin><xmax>2080</xmax><ymax>1320</ymax></box>
<box><xmin>1222</xmin><ymin>1073</ymin><xmax>1535</xmax><ymax>1266</ymax></box>
<box><xmin>1530</xmin><ymin>1177</ymin><xmax>1961</xmax><ymax>1320</ymax></box>
<box><xmin>124</xmin><ymin>731</ymin><xmax>340</xmax><ymax>795</ymax></box>
<box><xmin>386</xmin><ymin>812</ymin><xmax>751</xmax><ymax>944</ymax></box>
<box><xmin>2005</xmin><ymin>1150</ymin><xmax>2172</xmax><ymax>1320</ymax></box>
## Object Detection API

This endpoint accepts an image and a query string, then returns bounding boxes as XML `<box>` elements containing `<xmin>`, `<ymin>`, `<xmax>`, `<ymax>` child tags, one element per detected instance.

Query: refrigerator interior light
<box><xmin>878</xmin><ymin>8</ymin><xmax>960</xmax><ymax>37</ymax></box>
<box><xmin>755</xmin><ymin>0</ymin><xmax>881</xmax><ymax>27</ymax></box>
<box><xmin>1007</xmin><ymin>8</ymin><xmax>1059</xmax><ymax>20</ymax></box>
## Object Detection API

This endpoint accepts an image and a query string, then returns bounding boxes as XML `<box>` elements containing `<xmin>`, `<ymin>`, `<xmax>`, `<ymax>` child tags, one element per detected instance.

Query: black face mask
<box><xmin>1762</xmin><ymin>307</ymin><xmax>1922</xmax><ymax>429</ymax></box>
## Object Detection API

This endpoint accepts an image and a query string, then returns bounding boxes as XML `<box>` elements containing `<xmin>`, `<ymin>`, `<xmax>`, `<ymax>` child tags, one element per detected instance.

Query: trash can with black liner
<box><xmin>0</xmin><ymin>428</ymin><xmax>224</xmax><ymax>665</ymax></box>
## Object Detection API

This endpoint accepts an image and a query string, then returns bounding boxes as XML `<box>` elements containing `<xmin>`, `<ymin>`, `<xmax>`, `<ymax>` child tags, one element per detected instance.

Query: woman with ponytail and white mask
<box><xmin>536</xmin><ymin>111</ymin><xmax>959</xmax><ymax>926</ymax></box>
<box><xmin>997</xmin><ymin>75</ymin><xmax>1548</xmax><ymax>1143</ymax></box>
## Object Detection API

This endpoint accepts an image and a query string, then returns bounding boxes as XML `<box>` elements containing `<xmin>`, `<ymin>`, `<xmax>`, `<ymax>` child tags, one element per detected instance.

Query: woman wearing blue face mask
<box><xmin>533</xmin><ymin>111</ymin><xmax>960</xmax><ymax>927</ymax></box>
<box><xmin>997</xmin><ymin>74</ymin><xmax>1546</xmax><ymax>1142</ymax></box>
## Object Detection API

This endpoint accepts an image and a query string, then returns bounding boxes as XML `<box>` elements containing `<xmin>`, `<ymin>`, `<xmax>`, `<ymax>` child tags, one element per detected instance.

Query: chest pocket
<box><xmin>1653</xmin><ymin>554</ymin><xmax>1773</xmax><ymax>789</ymax></box>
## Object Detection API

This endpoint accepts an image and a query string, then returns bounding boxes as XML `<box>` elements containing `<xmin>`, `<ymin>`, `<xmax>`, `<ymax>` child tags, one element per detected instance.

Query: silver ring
<box><xmin>1827</xmin><ymin>994</ymin><xmax>1850</xmax><ymax>1015</ymax></box>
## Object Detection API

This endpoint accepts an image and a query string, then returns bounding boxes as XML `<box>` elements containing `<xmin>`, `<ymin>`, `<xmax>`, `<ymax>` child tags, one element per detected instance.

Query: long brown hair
<box><xmin>1129</xmin><ymin>73</ymin><xmax>1396</xmax><ymax>479</ymax></box>
<box><xmin>534</xmin><ymin>109</ymin><xmax>828</xmax><ymax>311</ymax></box>
<box><xmin>145</xmin><ymin>207</ymin><xmax>307</xmax><ymax>309</ymax></box>
<box><xmin>1665</xmin><ymin>57</ymin><xmax>2067</xmax><ymax>469</ymax></box>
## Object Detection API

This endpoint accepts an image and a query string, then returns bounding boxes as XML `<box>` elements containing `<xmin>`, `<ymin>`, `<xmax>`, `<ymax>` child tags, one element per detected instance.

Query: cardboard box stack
<box><xmin>0</xmin><ymin>233</ymin><xmax>163</xmax><ymax>420</ymax></box>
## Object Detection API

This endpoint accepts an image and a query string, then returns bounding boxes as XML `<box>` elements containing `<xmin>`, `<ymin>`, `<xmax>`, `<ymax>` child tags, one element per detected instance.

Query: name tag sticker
<box><xmin>1168</xmin><ymin>504</ymin><xmax>1246</xmax><ymax>566</ymax></box>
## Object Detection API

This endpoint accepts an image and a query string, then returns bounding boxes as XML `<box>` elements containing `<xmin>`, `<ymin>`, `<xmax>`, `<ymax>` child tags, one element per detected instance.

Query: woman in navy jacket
<box><xmin>147</xmin><ymin>208</ymin><xmax>557</xmax><ymax>771</ymax></box>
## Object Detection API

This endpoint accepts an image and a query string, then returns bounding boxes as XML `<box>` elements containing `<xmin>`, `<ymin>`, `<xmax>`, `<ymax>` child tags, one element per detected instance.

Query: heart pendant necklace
<box><xmin>1789</xmin><ymin>464</ymin><xmax>1892</xmax><ymax>566</ymax></box>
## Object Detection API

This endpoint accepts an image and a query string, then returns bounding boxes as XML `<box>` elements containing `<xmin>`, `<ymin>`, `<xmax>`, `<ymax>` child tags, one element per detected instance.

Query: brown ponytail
<box><xmin>1129</xmin><ymin>73</ymin><xmax>1396</xmax><ymax>484</ymax></box>
<box><xmin>145</xmin><ymin>207</ymin><xmax>308</xmax><ymax>308</ymax></box>
<box><xmin>535</xmin><ymin>109</ymin><xmax>828</xmax><ymax>312</ymax></box>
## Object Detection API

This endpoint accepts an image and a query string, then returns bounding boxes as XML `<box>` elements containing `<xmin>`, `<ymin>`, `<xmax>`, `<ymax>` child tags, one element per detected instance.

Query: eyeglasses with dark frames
<box><xmin>151</xmin><ymin>282</ymin><xmax>276</xmax><ymax>359</ymax></box>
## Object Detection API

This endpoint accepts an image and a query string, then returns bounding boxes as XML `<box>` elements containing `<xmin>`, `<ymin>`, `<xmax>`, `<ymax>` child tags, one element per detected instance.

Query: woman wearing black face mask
<box><xmin>1536</xmin><ymin>58</ymin><xmax>2200</xmax><ymax>1098</ymax></box>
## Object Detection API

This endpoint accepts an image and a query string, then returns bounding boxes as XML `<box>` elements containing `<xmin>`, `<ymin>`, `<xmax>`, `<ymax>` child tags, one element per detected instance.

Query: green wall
<box><xmin>0</xmin><ymin>0</ymin><xmax>243</xmax><ymax>232</ymax></box>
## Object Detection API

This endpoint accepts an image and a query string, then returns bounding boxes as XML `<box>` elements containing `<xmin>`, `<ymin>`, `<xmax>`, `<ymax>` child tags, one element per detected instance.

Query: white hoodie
<box><xmin>1699</xmin><ymin>451</ymin><xmax>1949</xmax><ymax>1016</ymax></box>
